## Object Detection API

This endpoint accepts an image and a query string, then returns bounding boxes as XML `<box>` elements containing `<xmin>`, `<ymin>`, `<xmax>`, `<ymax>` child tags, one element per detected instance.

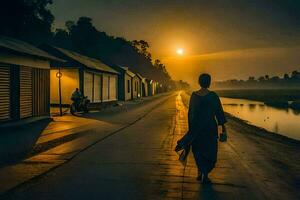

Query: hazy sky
<box><xmin>50</xmin><ymin>0</ymin><xmax>300</xmax><ymax>88</ymax></box>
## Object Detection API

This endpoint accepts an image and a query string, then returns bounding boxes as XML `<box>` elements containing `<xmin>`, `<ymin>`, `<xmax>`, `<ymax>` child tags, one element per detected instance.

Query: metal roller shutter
<box><xmin>32</xmin><ymin>68</ymin><xmax>50</xmax><ymax>117</ymax></box>
<box><xmin>109</xmin><ymin>75</ymin><xmax>117</xmax><ymax>100</ymax></box>
<box><xmin>94</xmin><ymin>74</ymin><xmax>101</xmax><ymax>102</ymax></box>
<box><xmin>84</xmin><ymin>72</ymin><xmax>93</xmax><ymax>102</ymax></box>
<box><xmin>102</xmin><ymin>74</ymin><xmax>109</xmax><ymax>101</ymax></box>
<box><xmin>0</xmin><ymin>66</ymin><xmax>10</xmax><ymax>121</ymax></box>
<box><xmin>20</xmin><ymin>66</ymin><xmax>32</xmax><ymax>119</ymax></box>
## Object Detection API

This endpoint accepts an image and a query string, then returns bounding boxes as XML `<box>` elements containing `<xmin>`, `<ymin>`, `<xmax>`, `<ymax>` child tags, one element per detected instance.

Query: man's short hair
<box><xmin>198</xmin><ymin>73</ymin><xmax>211</xmax><ymax>88</ymax></box>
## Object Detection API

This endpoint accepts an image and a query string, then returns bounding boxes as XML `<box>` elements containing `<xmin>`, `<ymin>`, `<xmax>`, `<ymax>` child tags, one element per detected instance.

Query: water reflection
<box><xmin>258</xmin><ymin>104</ymin><xmax>265</xmax><ymax>112</ymax></box>
<box><xmin>274</xmin><ymin>122</ymin><xmax>279</xmax><ymax>133</ymax></box>
<box><xmin>248</xmin><ymin>104</ymin><xmax>256</xmax><ymax>112</ymax></box>
<box><xmin>221</xmin><ymin>97</ymin><xmax>300</xmax><ymax>141</ymax></box>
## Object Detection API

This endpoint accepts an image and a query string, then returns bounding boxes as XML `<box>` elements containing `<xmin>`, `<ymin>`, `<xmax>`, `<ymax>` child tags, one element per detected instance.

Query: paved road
<box><xmin>2</xmin><ymin>92</ymin><xmax>298</xmax><ymax>199</ymax></box>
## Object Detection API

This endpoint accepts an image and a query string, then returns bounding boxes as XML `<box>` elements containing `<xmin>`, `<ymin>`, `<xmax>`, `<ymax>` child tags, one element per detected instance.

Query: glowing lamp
<box><xmin>56</xmin><ymin>71</ymin><xmax>62</xmax><ymax>78</ymax></box>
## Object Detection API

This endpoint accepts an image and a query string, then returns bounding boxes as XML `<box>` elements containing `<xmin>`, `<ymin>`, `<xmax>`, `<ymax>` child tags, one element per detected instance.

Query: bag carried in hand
<box><xmin>175</xmin><ymin>131</ymin><xmax>194</xmax><ymax>166</ymax></box>
<box><xmin>176</xmin><ymin>146</ymin><xmax>190</xmax><ymax>166</ymax></box>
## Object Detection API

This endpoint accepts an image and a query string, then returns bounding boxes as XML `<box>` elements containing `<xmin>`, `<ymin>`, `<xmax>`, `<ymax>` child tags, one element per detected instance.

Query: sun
<box><xmin>176</xmin><ymin>48</ymin><xmax>184</xmax><ymax>55</ymax></box>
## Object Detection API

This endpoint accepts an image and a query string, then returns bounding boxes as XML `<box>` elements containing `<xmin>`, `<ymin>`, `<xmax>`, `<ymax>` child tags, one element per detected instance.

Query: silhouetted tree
<box><xmin>214</xmin><ymin>71</ymin><xmax>300</xmax><ymax>89</ymax></box>
<box><xmin>52</xmin><ymin>17</ymin><xmax>172</xmax><ymax>83</ymax></box>
<box><xmin>132</xmin><ymin>40</ymin><xmax>152</xmax><ymax>61</ymax></box>
<box><xmin>153</xmin><ymin>59</ymin><xmax>171</xmax><ymax>81</ymax></box>
<box><xmin>258</xmin><ymin>76</ymin><xmax>265</xmax><ymax>82</ymax></box>
<box><xmin>230</xmin><ymin>79</ymin><xmax>239</xmax><ymax>84</ymax></box>
<box><xmin>0</xmin><ymin>0</ymin><xmax>54</xmax><ymax>44</ymax></box>
<box><xmin>265</xmin><ymin>75</ymin><xmax>270</xmax><ymax>80</ymax></box>
<box><xmin>248</xmin><ymin>76</ymin><xmax>255</xmax><ymax>82</ymax></box>
<box><xmin>283</xmin><ymin>73</ymin><xmax>290</xmax><ymax>80</ymax></box>
<box><xmin>291</xmin><ymin>71</ymin><xmax>300</xmax><ymax>80</ymax></box>
<box><xmin>270</xmin><ymin>76</ymin><xmax>280</xmax><ymax>81</ymax></box>
<box><xmin>1</xmin><ymin>2</ymin><xmax>172</xmax><ymax>83</ymax></box>
<box><xmin>65</xmin><ymin>20</ymin><xmax>75</xmax><ymax>32</ymax></box>
<box><xmin>52</xmin><ymin>28</ymin><xmax>71</xmax><ymax>48</ymax></box>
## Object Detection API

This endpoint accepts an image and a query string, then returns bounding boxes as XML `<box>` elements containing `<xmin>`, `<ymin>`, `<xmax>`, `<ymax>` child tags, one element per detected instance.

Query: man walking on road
<box><xmin>177</xmin><ymin>73</ymin><xmax>227</xmax><ymax>184</ymax></box>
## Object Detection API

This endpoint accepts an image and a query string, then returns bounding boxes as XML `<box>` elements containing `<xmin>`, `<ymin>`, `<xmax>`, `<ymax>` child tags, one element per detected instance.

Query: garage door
<box><xmin>32</xmin><ymin>68</ymin><xmax>50</xmax><ymax>117</ymax></box>
<box><xmin>84</xmin><ymin>72</ymin><xmax>93</xmax><ymax>102</ymax></box>
<box><xmin>102</xmin><ymin>74</ymin><xmax>109</xmax><ymax>101</ymax></box>
<box><xmin>109</xmin><ymin>75</ymin><xmax>117</xmax><ymax>100</ymax></box>
<box><xmin>0</xmin><ymin>66</ymin><xmax>10</xmax><ymax>121</ymax></box>
<box><xmin>20</xmin><ymin>66</ymin><xmax>33</xmax><ymax>119</ymax></box>
<box><xmin>94</xmin><ymin>74</ymin><xmax>101</xmax><ymax>102</ymax></box>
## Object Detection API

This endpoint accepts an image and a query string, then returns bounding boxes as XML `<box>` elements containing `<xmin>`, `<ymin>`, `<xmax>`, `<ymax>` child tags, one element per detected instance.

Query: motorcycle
<box><xmin>70</xmin><ymin>96</ymin><xmax>90</xmax><ymax>115</ymax></box>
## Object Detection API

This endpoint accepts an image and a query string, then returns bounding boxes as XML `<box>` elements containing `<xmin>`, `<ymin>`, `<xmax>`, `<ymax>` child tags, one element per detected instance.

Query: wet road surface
<box><xmin>1</xmin><ymin>92</ymin><xmax>299</xmax><ymax>199</ymax></box>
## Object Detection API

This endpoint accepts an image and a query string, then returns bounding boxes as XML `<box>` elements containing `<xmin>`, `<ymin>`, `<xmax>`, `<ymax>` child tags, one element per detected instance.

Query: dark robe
<box><xmin>188</xmin><ymin>91</ymin><xmax>226</xmax><ymax>174</ymax></box>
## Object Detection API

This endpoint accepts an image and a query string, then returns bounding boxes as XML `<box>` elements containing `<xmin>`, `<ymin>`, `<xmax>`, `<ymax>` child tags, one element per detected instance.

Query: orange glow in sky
<box><xmin>50</xmin><ymin>1</ymin><xmax>300</xmax><ymax>86</ymax></box>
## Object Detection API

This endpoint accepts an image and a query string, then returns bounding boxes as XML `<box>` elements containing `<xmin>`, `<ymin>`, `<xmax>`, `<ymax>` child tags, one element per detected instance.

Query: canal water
<box><xmin>220</xmin><ymin>97</ymin><xmax>300</xmax><ymax>141</ymax></box>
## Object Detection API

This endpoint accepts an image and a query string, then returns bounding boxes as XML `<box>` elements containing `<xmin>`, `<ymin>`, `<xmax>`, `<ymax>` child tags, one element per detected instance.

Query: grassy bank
<box><xmin>225</xmin><ymin>113</ymin><xmax>300</xmax><ymax>145</ymax></box>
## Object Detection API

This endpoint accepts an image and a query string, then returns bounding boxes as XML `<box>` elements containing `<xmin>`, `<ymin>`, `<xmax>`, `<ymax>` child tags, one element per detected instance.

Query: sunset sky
<box><xmin>50</xmin><ymin>0</ymin><xmax>300</xmax><ymax>88</ymax></box>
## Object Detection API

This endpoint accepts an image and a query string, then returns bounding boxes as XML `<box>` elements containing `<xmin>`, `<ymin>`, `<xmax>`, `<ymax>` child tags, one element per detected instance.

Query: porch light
<box><xmin>56</xmin><ymin>71</ymin><xmax>62</xmax><ymax>78</ymax></box>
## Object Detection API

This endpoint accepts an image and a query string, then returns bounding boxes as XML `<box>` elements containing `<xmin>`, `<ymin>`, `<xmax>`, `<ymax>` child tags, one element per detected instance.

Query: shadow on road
<box><xmin>197</xmin><ymin>184</ymin><xmax>219</xmax><ymax>199</ymax></box>
<box><xmin>0</xmin><ymin>119</ymin><xmax>51</xmax><ymax>167</ymax></box>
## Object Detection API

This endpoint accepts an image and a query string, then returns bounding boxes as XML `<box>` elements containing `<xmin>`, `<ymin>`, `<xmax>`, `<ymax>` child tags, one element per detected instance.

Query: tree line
<box><xmin>213</xmin><ymin>71</ymin><xmax>300</xmax><ymax>89</ymax></box>
<box><xmin>0</xmin><ymin>0</ymin><xmax>171</xmax><ymax>84</ymax></box>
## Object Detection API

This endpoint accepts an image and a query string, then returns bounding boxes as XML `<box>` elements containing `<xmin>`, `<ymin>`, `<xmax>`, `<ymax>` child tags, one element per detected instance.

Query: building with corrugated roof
<box><xmin>146</xmin><ymin>79</ymin><xmax>158</xmax><ymax>96</ymax></box>
<box><xmin>0</xmin><ymin>36</ymin><xmax>62</xmax><ymax>124</ymax></box>
<box><xmin>106</xmin><ymin>64</ymin><xmax>137</xmax><ymax>101</ymax></box>
<box><xmin>136</xmin><ymin>73</ymin><xmax>148</xmax><ymax>97</ymax></box>
<box><xmin>40</xmin><ymin>45</ymin><xmax>119</xmax><ymax>107</ymax></box>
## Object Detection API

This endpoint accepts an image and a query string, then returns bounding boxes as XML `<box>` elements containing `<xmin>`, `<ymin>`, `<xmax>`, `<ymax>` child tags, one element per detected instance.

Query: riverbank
<box><xmin>225</xmin><ymin>113</ymin><xmax>300</xmax><ymax>145</ymax></box>
<box><xmin>181</xmin><ymin>91</ymin><xmax>300</xmax><ymax>194</ymax></box>
<box><xmin>225</xmin><ymin>113</ymin><xmax>300</xmax><ymax>191</ymax></box>
<box><xmin>181</xmin><ymin>90</ymin><xmax>300</xmax><ymax>144</ymax></box>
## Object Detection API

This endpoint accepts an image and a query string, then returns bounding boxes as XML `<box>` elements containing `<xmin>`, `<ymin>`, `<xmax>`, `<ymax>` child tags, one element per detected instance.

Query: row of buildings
<box><xmin>0</xmin><ymin>36</ymin><xmax>164</xmax><ymax>125</ymax></box>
